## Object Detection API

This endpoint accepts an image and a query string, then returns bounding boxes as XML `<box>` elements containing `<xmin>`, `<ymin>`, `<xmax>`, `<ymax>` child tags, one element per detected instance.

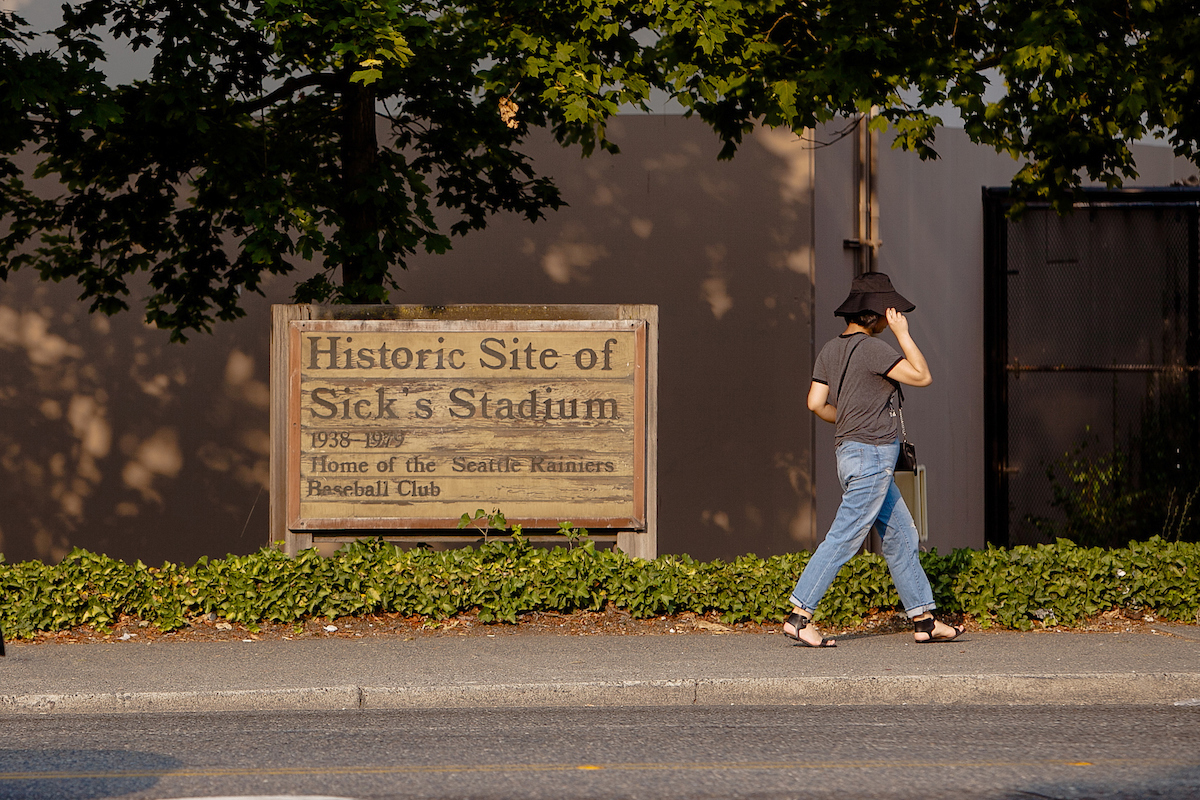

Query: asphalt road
<box><xmin>2</xmin><ymin>705</ymin><xmax>1198</xmax><ymax>800</ymax></box>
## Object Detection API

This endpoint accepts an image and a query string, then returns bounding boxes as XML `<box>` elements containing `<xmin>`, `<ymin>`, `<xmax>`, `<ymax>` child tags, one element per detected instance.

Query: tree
<box><xmin>653</xmin><ymin>0</ymin><xmax>1200</xmax><ymax>214</ymax></box>
<box><xmin>3</xmin><ymin>0</ymin><xmax>1199</xmax><ymax>339</ymax></box>
<box><xmin>0</xmin><ymin>0</ymin><xmax>659</xmax><ymax>338</ymax></box>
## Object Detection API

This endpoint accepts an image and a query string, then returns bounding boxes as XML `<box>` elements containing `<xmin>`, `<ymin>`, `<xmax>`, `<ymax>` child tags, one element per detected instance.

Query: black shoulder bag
<box><xmin>894</xmin><ymin>387</ymin><xmax>917</xmax><ymax>473</ymax></box>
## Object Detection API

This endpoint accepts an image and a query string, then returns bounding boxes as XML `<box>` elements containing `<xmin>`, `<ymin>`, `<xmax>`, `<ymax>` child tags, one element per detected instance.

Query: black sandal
<box><xmin>783</xmin><ymin>612</ymin><xmax>836</xmax><ymax>648</ymax></box>
<box><xmin>913</xmin><ymin>616</ymin><xmax>965</xmax><ymax>644</ymax></box>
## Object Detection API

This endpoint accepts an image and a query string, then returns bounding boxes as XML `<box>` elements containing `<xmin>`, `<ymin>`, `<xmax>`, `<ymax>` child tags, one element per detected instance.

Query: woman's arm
<box><xmin>807</xmin><ymin>381</ymin><xmax>837</xmax><ymax>424</ymax></box>
<box><xmin>884</xmin><ymin>308</ymin><xmax>932</xmax><ymax>387</ymax></box>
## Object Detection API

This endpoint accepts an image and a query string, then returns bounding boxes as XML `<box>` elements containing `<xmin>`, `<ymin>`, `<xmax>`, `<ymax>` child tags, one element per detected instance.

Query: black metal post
<box><xmin>982</xmin><ymin>189</ymin><xmax>1011</xmax><ymax>547</ymax></box>
<box><xmin>1188</xmin><ymin>205</ymin><xmax>1199</xmax><ymax>470</ymax></box>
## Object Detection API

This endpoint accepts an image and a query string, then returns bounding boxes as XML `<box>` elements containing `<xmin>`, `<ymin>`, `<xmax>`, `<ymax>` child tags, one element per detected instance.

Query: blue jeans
<box><xmin>789</xmin><ymin>439</ymin><xmax>936</xmax><ymax>619</ymax></box>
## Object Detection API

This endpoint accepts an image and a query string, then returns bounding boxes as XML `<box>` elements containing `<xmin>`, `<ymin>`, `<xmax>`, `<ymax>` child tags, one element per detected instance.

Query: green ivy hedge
<box><xmin>1</xmin><ymin>536</ymin><xmax>1198</xmax><ymax>639</ymax></box>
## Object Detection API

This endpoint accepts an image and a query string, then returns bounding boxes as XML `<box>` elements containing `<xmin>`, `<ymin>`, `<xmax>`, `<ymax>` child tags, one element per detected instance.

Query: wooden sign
<box><xmin>281</xmin><ymin>314</ymin><xmax>652</xmax><ymax>539</ymax></box>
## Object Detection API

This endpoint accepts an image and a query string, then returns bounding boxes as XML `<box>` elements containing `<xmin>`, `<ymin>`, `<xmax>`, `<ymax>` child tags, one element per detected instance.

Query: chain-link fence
<box><xmin>985</xmin><ymin>191</ymin><xmax>1200</xmax><ymax>547</ymax></box>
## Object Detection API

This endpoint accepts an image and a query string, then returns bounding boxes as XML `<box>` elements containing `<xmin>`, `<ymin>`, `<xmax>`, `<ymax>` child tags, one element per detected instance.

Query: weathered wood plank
<box><xmin>272</xmin><ymin>306</ymin><xmax>657</xmax><ymax>557</ymax></box>
<box><xmin>270</xmin><ymin>305</ymin><xmax>313</xmax><ymax>555</ymax></box>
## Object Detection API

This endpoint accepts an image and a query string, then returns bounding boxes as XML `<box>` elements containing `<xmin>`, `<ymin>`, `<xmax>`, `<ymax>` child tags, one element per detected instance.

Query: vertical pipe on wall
<box><xmin>808</xmin><ymin>133</ymin><xmax>819</xmax><ymax>551</ymax></box>
<box><xmin>865</xmin><ymin>114</ymin><xmax>879</xmax><ymax>274</ymax></box>
<box><xmin>853</xmin><ymin>111</ymin><xmax>883</xmax><ymax>553</ymax></box>
<box><xmin>846</xmin><ymin>111</ymin><xmax>880</xmax><ymax>275</ymax></box>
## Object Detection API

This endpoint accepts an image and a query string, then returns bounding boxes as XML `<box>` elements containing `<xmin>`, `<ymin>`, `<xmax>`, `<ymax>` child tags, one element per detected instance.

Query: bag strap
<box><xmin>835</xmin><ymin>335</ymin><xmax>868</xmax><ymax>401</ymax></box>
<box><xmin>894</xmin><ymin>385</ymin><xmax>908</xmax><ymax>443</ymax></box>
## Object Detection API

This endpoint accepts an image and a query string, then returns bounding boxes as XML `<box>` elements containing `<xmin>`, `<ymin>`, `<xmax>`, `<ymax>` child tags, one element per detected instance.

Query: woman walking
<box><xmin>784</xmin><ymin>273</ymin><xmax>964</xmax><ymax>647</ymax></box>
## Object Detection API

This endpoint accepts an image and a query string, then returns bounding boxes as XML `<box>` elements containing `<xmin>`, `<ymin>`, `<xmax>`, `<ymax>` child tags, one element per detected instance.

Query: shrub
<box><xmin>1</xmin><ymin>536</ymin><xmax>1197</xmax><ymax>639</ymax></box>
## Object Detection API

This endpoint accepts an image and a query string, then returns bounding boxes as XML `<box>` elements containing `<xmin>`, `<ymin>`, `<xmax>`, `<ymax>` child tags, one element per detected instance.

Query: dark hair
<box><xmin>843</xmin><ymin>310</ymin><xmax>882</xmax><ymax>328</ymax></box>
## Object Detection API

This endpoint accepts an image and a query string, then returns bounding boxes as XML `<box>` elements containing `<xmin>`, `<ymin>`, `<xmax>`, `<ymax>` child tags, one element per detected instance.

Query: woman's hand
<box><xmin>885</xmin><ymin>307</ymin><xmax>909</xmax><ymax>335</ymax></box>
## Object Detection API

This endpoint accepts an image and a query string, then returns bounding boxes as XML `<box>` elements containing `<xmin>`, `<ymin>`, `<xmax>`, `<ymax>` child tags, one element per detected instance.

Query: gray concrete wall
<box><xmin>811</xmin><ymin>124</ymin><xmax>1199</xmax><ymax>553</ymax></box>
<box><xmin>3</xmin><ymin>114</ymin><xmax>1195</xmax><ymax>565</ymax></box>
<box><xmin>397</xmin><ymin>116</ymin><xmax>819</xmax><ymax>561</ymax></box>
<box><xmin>810</xmin><ymin>126</ymin><xmax>1024</xmax><ymax>553</ymax></box>
<box><xmin>870</xmin><ymin>131</ymin><xmax>1013</xmax><ymax>552</ymax></box>
<box><xmin>0</xmin><ymin>272</ymin><xmax>277</xmax><ymax>564</ymax></box>
<box><xmin>0</xmin><ymin>115</ymin><xmax>818</xmax><ymax>564</ymax></box>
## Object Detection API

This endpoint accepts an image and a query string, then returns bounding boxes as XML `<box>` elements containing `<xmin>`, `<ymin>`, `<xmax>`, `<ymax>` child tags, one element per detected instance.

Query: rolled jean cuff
<box><xmin>905</xmin><ymin>602</ymin><xmax>937</xmax><ymax>619</ymax></box>
<box><xmin>789</xmin><ymin>597</ymin><xmax>815</xmax><ymax>614</ymax></box>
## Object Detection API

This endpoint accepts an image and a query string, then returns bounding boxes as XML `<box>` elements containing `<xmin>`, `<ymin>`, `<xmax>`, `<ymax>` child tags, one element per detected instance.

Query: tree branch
<box><xmin>974</xmin><ymin>54</ymin><xmax>1001</xmax><ymax>72</ymax></box>
<box><xmin>231</xmin><ymin>73</ymin><xmax>339</xmax><ymax>115</ymax></box>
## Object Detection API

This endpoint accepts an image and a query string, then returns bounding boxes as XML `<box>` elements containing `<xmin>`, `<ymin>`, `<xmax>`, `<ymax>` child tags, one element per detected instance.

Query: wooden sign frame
<box><xmin>270</xmin><ymin>304</ymin><xmax>657</xmax><ymax>558</ymax></box>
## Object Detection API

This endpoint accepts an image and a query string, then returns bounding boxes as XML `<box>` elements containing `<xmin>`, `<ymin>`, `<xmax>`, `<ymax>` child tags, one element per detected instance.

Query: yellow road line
<box><xmin>0</xmin><ymin>758</ymin><xmax>1190</xmax><ymax>782</ymax></box>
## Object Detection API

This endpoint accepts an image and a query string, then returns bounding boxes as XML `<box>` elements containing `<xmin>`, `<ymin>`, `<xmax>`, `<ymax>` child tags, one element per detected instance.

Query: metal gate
<box><xmin>983</xmin><ymin>188</ymin><xmax>1200</xmax><ymax>547</ymax></box>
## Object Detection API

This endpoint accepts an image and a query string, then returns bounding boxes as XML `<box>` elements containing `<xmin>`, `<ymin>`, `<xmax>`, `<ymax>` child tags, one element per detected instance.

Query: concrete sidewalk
<box><xmin>3</xmin><ymin>627</ymin><xmax>1200</xmax><ymax>714</ymax></box>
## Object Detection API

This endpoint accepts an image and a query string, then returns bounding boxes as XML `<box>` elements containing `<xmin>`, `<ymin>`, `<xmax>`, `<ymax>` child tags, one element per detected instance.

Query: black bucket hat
<box><xmin>834</xmin><ymin>272</ymin><xmax>916</xmax><ymax>317</ymax></box>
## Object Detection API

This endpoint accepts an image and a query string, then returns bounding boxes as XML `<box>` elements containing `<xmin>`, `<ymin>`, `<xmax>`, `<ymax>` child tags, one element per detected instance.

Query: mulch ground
<box><xmin>12</xmin><ymin>606</ymin><xmax>1188</xmax><ymax>646</ymax></box>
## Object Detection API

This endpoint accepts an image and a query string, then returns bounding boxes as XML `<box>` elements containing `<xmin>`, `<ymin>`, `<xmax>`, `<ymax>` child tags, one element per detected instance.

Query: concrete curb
<box><xmin>0</xmin><ymin>685</ymin><xmax>363</xmax><ymax>714</ymax></box>
<box><xmin>4</xmin><ymin>674</ymin><xmax>1200</xmax><ymax>714</ymax></box>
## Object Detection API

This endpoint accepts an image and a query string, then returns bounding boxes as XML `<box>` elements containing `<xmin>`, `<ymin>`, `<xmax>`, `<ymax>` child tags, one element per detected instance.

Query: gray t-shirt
<box><xmin>812</xmin><ymin>333</ymin><xmax>904</xmax><ymax>446</ymax></box>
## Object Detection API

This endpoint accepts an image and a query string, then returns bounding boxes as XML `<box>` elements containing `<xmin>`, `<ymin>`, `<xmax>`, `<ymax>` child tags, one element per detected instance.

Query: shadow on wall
<box><xmin>0</xmin><ymin>114</ymin><xmax>818</xmax><ymax>565</ymax></box>
<box><xmin>0</xmin><ymin>273</ymin><xmax>272</xmax><ymax>565</ymax></box>
<box><xmin>402</xmin><ymin>116</ymin><xmax>819</xmax><ymax>561</ymax></box>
